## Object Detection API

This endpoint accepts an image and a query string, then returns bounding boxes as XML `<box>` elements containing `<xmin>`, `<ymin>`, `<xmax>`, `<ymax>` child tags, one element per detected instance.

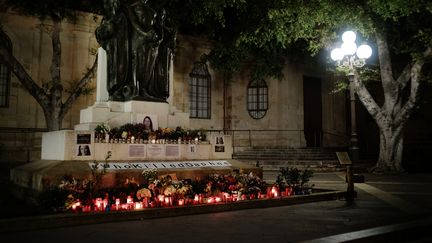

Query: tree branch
<box><xmin>375</xmin><ymin>31</ymin><xmax>394</xmax><ymax>84</ymax></box>
<box><xmin>0</xmin><ymin>31</ymin><xmax>48</xmax><ymax>107</ymax></box>
<box><xmin>60</xmin><ymin>55</ymin><xmax>98</xmax><ymax>118</ymax></box>
<box><xmin>396</xmin><ymin>64</ymin><xmax>411</xmax><ymax>89</ymax></box>
<box><xmin>50</xmin><ymin>18</ymin><xmax>62</xmax><ymax>108</ymax></box>
<box><xmin>352</xmin><ymin>71</ymin><xmax>385</xmax><ymax>127</ymax></box>
<box><xmin>396</xmin><ymin>42</ymin><xmax>432</xmax><ymax>125</ymax></box>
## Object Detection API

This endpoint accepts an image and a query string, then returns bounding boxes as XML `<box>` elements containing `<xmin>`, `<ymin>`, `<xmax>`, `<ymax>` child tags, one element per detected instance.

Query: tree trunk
<box><xmin>43</xmin><ymin>108</ymin><xmax>63</xmax><ymax>131</ymax></box>
<box><xmin>352</xmin><ymin>32</ymin><xmax>430</xmax><ymax>173</ymax></box>
<box><xmin>374</xmin><ymin>121</ymin><xmax>404</xmax><ymax>172</ymax></box>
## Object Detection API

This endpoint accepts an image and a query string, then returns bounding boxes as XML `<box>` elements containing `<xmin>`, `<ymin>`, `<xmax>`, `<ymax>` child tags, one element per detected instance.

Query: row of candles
<box><xmin>72</xmin><ymin>186</ymin><xmax>295</xmax><ymax>213</ymax></box>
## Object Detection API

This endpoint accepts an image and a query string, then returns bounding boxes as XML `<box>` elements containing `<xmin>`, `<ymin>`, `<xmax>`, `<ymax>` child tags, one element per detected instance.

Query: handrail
<box><xmin>0</xmin><ymin>127</ymin><xmax>48</xmax><ymax>133</ymax></box>
<box><xmin>322</xmin><ymin>130</ymin><xmax>349</xmax><ymax>140</ymax></box>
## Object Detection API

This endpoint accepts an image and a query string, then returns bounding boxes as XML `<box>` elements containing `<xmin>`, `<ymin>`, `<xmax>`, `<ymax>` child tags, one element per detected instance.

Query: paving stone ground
<box><xmin>1</xmin><ymin>170</ymin><xmax>432</xmax><ymax>242</ymax></box>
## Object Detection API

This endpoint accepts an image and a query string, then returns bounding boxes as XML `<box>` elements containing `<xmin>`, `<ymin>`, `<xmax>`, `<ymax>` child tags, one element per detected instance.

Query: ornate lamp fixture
<box><xmin>331</xmin><ymin>31</ymin><xmax>372</xmax><ymax>74</ymax></box>
<box><xmin>330</xmin><ymin>30</ymin><xmax>372</xmax><ymax>201</ymax></box>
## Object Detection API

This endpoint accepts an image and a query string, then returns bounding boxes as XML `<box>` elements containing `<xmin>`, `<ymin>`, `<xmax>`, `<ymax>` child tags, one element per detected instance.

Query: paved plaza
<box><xmin>1</xmin><ymin>171</ymin><xmax>432</xmax><ymax>242</ymax></box>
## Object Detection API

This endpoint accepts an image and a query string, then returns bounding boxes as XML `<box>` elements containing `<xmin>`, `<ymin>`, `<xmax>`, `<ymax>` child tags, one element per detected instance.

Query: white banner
<box><xmin>89</xmin><ymin>160</ymin><xmax>232</xmax><ymax>170</ymax></box>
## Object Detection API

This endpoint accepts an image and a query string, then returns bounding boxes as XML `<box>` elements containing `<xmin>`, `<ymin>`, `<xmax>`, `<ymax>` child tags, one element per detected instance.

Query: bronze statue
<box><xmin>95</xmin><ymin>0</ymin><xmax>174</xmax><ymax>102</ymax></box>
<box><xmin>95</xmin><ymin>0</ymin><xmax>130</xmax><ymax>101</ymax></box>
<box><xmin>151</xmin><ymin>9</ymin><xmax>176</xmax><ymax>100</ymax></box>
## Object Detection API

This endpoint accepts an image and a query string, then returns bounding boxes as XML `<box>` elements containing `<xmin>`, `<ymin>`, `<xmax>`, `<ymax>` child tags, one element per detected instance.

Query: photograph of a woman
<box><xmin>77</xmin><ymin>145</ymin><xmax>91</xmax><ymax>156</ymax></box>
<box><xmin>143</xmin><ymin>116</ymin><xmax>154</xmax><ymax>132</ymax></box>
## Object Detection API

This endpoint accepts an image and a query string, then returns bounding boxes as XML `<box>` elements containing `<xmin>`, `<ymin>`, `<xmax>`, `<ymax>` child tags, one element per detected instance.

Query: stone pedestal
<box><xmin>75</xmin><ymin>100</ymin><xmax>189</xmax><ymax>131</ymax></box>
<box><xmin>41</xmin><ymin>129</ymin><xmax>233</xmax><ymax>161</ymax></box>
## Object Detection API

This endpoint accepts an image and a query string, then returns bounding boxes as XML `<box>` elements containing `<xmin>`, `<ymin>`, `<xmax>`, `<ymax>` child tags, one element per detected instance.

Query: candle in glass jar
<box><xmin>135</xmin><ymin>202</ymin><xmax>142</xmax><ymax>209</ymax></box>
<box><xmin>158</xmin><ymin>194</ymin><xmax>165</xmax><ymax>203</ymax></box>
<box><xmin>178</xmin><ymin>199</ymin><xmax>184</xmax><ymax>206</ymax></box>
<box><xmin>127</xmin><ymin>195</ymin><xmax>133</xmax><ymax>204</ymax></box>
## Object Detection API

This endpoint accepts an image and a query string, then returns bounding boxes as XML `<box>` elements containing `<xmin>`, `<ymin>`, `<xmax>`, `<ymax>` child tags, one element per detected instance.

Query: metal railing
<box><xmin>205</xmin><ymin>129</ymin><xmax>305</xmax><ymax>150</ymax></box>
<box><xmin>205</xmin><ymin>129</ymin><xmax>349</xmax><ymax>151</ymax></box>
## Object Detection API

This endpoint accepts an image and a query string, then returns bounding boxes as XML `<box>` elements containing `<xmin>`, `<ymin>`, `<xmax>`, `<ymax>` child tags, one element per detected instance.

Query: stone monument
<box><xmin>11</xmin><ymin>0</ymin><xmax>259</xmax><ymax>192</ymax></box>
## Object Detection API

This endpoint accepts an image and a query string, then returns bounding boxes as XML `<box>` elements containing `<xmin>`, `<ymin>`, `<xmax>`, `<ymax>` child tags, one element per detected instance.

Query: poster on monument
<box><xmin>214</xmin><ymin>135</ymin><xmax>225</xmax><ymax>152</ymax></box>
<box><xmin>165</xmin><ymin>145</ymin><xmax>180</xmax><ymax>159</ymax></box>
<box><xmin>147</xmin><ymin>144</ymin><xmax>165</xmax><ymax>159</ymax></box>
<box><xmin>76</xmin><ymin>134</ymin><xmax>91</xmax><ymax>144</ymax></box>
<box><xmin>136</xmin><ymin>114</ymin><xmax>158</xmax><ymax>131</ymax></box>
<box><xmin>75</xmin><ymin>133</ymin><xmax>92</xmax><ymax>158</ymax></box>
<box><xmin>76</xmin><ymin>144</ymin><xmax>92</xmax><ymax>156</ymax></box>
<box><xmin>188</xmin><ymin>144</ymin><xmax>197</xmax><ymax>154</ymax></box>
<box><xmin>129</xmin><ymin>144</ymin><xmax>146</xmax><ymax>158</ymax></box>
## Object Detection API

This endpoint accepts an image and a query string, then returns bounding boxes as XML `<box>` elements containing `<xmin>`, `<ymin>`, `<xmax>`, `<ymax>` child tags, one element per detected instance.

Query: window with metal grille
<box><xmin>247</xmin><ymin>79</ymin><xmax>268</xmax><ymax>119</ymax></box>
<box><xmin>0</xmin><ymin>32</ymin><xmax>11</xmax><ymax>107</ymax></box>
<box><xmin>189</xmin><ymin>62</ymin><xmax>211</xmax><ymax>119</ymax></box>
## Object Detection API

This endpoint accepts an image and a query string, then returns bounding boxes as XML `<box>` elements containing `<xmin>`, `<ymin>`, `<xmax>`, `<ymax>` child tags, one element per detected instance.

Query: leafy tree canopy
<box><xmin>2</xmin><ymin>0</ymin><xmax>431</xmax><ymax>81</ymax></box>
<box><xmin>156</xmin><ymin>0</ymin><xmax>432</xmax><ymax>81</ymax></box>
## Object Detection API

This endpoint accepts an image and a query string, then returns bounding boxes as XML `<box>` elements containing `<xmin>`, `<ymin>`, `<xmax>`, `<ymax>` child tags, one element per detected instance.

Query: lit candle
<box><xmin>135</xmin><ymin>202</ymin><xmax>142</xmax><ymax>209</ymax></box>
<box><xmin>95</xmin><ymin>198</ymin><xmax>103</xmax><ymax>210</ymax></box>
<box><xmin>103</xmin><ymin>199</ymin><xmax>108</xmax><ymax>209</ymax></box>
<box><xmin>215</xmin><ymin>197</ymin><xmax>221</xmax><ymax>203</ymax></box>
<box><xmin>285</xmin><ymin>187</ymin><xmax>292</xmax><ymax>196</ymax></box>
<box><xmin>222</xmin><ymin>192</ymin><xmax>229</xmax><ymax>202</ymax></box>
<box><xmin>127</xmin><ymin>196</ymin><xmax>133</xmax><ymax>204</ymax></box>
<box><xmin>158</xmin><ymin>195</ymin><xmax>165</xmax><ymax>204</ymax></box>
<box><xmin>271</xmin><ymin>186</ymin><xmax>279</xmax><ymax>198</ymax></box>
<box><xmin>131</xmin><ymin>136</ymin><xmax>135</xmax><ymax>143</ymax></box>
<box><xmin>178</xmin><ymin>199</ymin><xmax>184</xmax><ymax>206</ymax></box>
<box><xmin>115</xmin><ymin>198</ymin><xmax>120</xmax><ymax>210</ymax></box>
<box><xmin>194</xmin><ymin>194</ymin><xmax>199</xmax><ymax>204</ymax></box>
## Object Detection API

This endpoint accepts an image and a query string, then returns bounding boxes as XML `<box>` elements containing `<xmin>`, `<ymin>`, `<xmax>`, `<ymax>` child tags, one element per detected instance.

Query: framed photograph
<box><xmin>77</xmin><ymin>144</ymin><xmax>91</xmax><ymax>156</ymax></box>
<box><xmin>215</xmin><ymin>136</ymin><xmax>224</xmax><ymax>145</ymax></box>
<box><xmin>77</xmin><ymin>134</ymin><xmax>91</xmax><ymax>144</ymax></box>
<box><xmin>215</xmin><ymin>145</ymin><xmax>225</xmax><ymax>152</ymax></box>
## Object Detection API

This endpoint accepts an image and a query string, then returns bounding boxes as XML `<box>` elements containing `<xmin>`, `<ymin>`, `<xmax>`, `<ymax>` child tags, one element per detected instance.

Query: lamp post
<box><xmin>331</xmin><ymin>31</ymin><xmax>372</xmax><ymax>200</ymax></box>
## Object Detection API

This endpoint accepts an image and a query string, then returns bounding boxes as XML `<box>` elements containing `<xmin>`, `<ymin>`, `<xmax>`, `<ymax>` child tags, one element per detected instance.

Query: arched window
<box><xmin>189</xmin><ymin>62</ymin><xmax>211</xmax><ymax>119</ymax></box>
<box><xmin>0</xmin><ymin>31</ymin><xmax>12</xmax><ymax>107</ymax></box>
<box><xmin>247</xmin><ymin>79</ymin><xmax>268</xmax><ymax>119</ymax></box>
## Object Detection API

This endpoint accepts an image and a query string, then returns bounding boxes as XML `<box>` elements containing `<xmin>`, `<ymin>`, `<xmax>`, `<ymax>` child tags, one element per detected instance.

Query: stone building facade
<box><xmin>0</xmin><ymin>11</ymin><xmax>348</xmax><ymax>163</ymax></box>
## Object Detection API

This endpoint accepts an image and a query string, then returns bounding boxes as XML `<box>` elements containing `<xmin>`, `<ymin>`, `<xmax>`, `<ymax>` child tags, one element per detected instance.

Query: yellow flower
<box><xmin>163</xmin><ymin>185</ymin><xmax>176</xmax><ymax>196</ymax></box>
<box><xmin>136</xmin><ymin>188</ymin><xmax>152</xmax><ymax>199</ymax></box>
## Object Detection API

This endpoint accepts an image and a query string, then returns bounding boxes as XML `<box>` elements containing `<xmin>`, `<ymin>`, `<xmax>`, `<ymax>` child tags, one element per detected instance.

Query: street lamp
<box><xmin>331</xmin><ymin>30</ymin><xmax>372</xmax><ymax>200</ymax></box>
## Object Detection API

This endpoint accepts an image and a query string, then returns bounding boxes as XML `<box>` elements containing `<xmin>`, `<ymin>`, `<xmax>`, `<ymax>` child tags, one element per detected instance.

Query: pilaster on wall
<box><xmin>224</xmin><ymin>80</ymin><xmax>233</xmax><ymax>132</ymax></box>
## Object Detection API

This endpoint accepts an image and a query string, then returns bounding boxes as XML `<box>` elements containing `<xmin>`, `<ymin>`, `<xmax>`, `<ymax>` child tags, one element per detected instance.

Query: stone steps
<box><xmin>233</xmin><ymin>148</ymin><xmax>344</xmax><ymax>173</ymax></box>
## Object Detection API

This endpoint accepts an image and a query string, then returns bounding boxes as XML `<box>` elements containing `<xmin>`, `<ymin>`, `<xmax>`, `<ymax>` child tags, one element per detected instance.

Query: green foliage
<box><xmin>94</xmin><ymin>123</ymin><xmax>110</xmax><ymax>135</ymax></box>
<box><xmin>3</xmin><ymin>0</ymin><xmax>93</xmax><ymax>21</ymax></box>
<box><xmin>160</xmin><ymin>0</ymin><xmax>432</xmax><ymax>83</ymax></box>
<box><xmin>89</xmin><ymin>151</ymin><xmax>112</xmax><ymax>193</ymax></box>
<box><xmin>277</xmin><ymin>167</ymin><xmax>314</xmax><ymax>188</ymax></box>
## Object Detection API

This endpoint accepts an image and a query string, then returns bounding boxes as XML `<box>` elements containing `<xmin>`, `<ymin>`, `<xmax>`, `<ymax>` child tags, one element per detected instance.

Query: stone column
<box><xmin>96</xmin><ymin>47</ymin><xmax>109</xmax><ymax>104</ymax></box>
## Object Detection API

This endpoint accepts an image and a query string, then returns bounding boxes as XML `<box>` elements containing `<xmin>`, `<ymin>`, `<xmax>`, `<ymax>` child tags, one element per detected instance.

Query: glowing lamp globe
<box><xmin>342</xmin><ymin>31</ymin><xmax>356</xmax><ymax>43</ymax></box>
<box><xmin>330</xmin><ymin>48</ymin><xmax>344</xmax><ymax>61</ymax></box>
<box><xmin>356</xmin><ymin>44</ymin><xmax>372</xmax><ymax>59</ymax></box>
<box><xmin>341</xmin><ymin>42</ymin><xmax>357</xmax><ymax>55</ymax></box>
